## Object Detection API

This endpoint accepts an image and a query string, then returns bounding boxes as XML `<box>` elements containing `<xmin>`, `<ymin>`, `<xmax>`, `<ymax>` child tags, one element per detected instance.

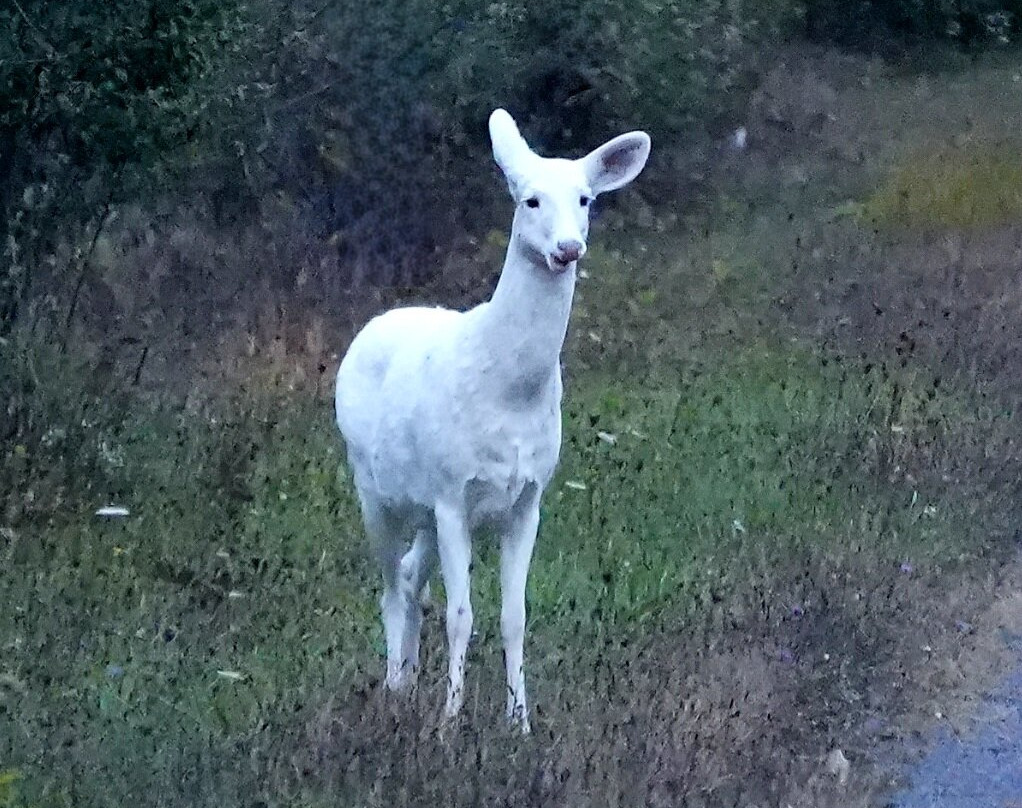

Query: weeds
<box><xmin>0</xmin><ymin>332</ymin><xmax>1015</xmax><ymax>806</ymax></box>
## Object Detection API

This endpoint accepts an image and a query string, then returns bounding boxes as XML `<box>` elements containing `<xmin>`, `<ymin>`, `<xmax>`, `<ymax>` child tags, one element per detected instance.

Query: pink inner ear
<box><xmin>604</xmin><ymin>143</ymin><xmax>641</xmax><ymax>171</ymax></box>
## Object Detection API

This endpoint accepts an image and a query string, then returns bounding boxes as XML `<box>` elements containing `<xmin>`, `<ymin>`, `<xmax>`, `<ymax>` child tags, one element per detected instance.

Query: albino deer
<box><xmin>334</xmin><ymin>108</ymin><xmax>650</xmax><ymax>731</ymax></box>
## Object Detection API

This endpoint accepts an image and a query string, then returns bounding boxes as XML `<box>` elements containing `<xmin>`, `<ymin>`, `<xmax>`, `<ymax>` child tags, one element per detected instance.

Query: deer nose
<box><xmin>554</xmin><ymin>240</ymin><xmax>584</xmax><ymax>264</ymax></box>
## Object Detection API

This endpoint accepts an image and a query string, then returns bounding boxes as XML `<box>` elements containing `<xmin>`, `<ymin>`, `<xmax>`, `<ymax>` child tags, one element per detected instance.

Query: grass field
<box><xmin>1</xmin><ymin>329</ymin><xmax>1017</xmax><ymax>806</ymax></box>
<box><xmin>3</xmin><ymin>48</ymin><xmax>1022</xmax><ymax>808</ymax></box>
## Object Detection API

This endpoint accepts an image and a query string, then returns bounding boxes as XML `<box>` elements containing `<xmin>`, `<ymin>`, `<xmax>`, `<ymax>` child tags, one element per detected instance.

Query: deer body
<box><xmin>335</xmin><ymin>109</ymin><xmax>650</xmax><ymax>731</ymax></box>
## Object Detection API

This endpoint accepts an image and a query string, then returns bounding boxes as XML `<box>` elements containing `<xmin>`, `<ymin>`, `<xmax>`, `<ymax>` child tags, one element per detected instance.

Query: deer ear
<box><xmin>489</xmin><ymin>108</ymin><xmax>533</xmax><ymax>198</ymax></box>
<box><xmin>582</xmin><ymin>131</ymin><xmax>651</xmax><ymax>195</ymax></box>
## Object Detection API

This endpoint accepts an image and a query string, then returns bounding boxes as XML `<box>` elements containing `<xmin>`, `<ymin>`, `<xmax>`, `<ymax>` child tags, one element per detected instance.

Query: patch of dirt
<box><xmin>925</xmin><ymin>564</ymin><xmax>1022</xmax><ymax>737</ymax></box>
<box><xmin>878</xmin><ymin>555</ymin><xmax>1022</xmax><ymax>805</ymax></box>
<box><xmin>796</xmin><ymin>225</ymin><xmax>1022</xmax><ymax>402</ymax></box>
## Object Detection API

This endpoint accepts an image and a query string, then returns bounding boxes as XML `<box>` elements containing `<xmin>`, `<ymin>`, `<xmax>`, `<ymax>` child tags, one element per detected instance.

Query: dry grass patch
<box><xmin>865</xmin><ymin>142</ymin><xmax>1022</xmax><ymax>231</ymax></box>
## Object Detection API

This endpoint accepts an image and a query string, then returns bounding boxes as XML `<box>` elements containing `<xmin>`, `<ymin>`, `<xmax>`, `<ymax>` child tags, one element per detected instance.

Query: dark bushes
<box><xmin>3</xmin><ymin>0</ymin><xmax>1021</xmax><ymax>316</ymax></box>
<box><xmin>804</xmin><ymin>0</ymin><xmax>1022</xmax><ymax>48</ymax></box>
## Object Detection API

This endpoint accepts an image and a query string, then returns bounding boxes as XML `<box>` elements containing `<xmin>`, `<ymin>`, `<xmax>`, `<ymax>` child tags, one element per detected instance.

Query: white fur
<box><xmin>335</xmin><ymin>108</ymin><xmax>650</xmax><ymax>731</ymax></box>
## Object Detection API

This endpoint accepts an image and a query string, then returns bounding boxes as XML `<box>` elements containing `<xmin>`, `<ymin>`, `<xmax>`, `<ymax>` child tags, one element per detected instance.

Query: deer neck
<box><xmin>474</xmin><ymin>222</ymin><xmax>577</xmax><ymax>389</ymax></box>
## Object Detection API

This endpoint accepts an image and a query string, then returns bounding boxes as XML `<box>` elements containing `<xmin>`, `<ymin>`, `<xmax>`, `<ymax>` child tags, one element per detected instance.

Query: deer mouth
<box><xmin>549</xmin><ymin>255</ymin><xmax>573</xmax><ymax>272</ymax></box>
<box><xmin>548</xmin><ymin>249</ymin><xmax>585</xmax><ymax>273</ymax></box>
<box><xmin>548</xmin><ymin>240</ymin><xmax>584</xmax><ymax>272</ymax></box>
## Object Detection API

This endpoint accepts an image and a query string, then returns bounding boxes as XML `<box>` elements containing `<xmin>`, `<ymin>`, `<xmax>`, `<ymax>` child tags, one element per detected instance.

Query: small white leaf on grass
<box><xmin>95</xmin><ymin>506</ymin><xmax>129</xmax><ymax>517</ymax></box>
<box><xmin>597</xmin><ymin>431</ymin><xmax>617</xmax><ymax>445</ymax></box>
<box><xmin>227</xmin><ymin>591</ymin><xmax>245</xmax><ymax>599</ymax></box>
<box><xmin>0</xmin><ymin>672</ymin><xmax>27</xmax><ymax>692</ymax></box>
<box><xmin>830</xmin><ymin>200</ymin><xmax>866</xmax><ymax>220</ymax></box>
<box><xmin>891</xmin><ymin>424</ymin><xmax>905</xmax><ymax>433</ymax></box>
<box><xmin>826</xmin><ymin>748</ymin><xmax>850</xmax><ymax>785</ymax></box>
<box><xmin>216</xmin><ymin>670</ymin><xmax>245</xmax><ymax>681</ymax></box>
<box><xmin>732</xmin><ymin>519</ymin><xmax>746</xmax><ymax>534</ymax></box>
<box><xmin>565</xmin><ymin>480</ymin><xmax>587</xmax><ymax>491</ymax></box>
<box><xmin>732</xmin><ymin>126</ymin><xmax>748</xmax><ymax>150</ymax></box>
<box><xmin>587</xmin><ymin>331</ymin><xmax>602</xmax><ymax>343</ymax></box>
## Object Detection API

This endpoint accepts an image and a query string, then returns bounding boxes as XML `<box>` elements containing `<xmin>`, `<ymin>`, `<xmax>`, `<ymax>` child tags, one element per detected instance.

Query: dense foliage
<box><xmin>805</xmin><ymin>0</ymin><xmax>1022</xmax><ymax>47</ymax></box>
<box><xmin>0</xmin><ymin>0</ymin><xmax>260</xmax><ymax>328</ymax></box>
<box><xmin>2</xmin><ymin>0</ymin><xmax>1020</xmax><ymax>326</ymax></box>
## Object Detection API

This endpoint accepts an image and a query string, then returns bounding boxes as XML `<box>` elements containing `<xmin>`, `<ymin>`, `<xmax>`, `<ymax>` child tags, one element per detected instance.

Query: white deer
<box><xmin>334</xmin><ymin>108</ymin><xmax>650</xmax><ymax>731</ymax></box>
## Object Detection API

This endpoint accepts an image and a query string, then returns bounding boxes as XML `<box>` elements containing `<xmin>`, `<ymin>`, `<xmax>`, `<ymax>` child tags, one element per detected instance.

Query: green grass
<box><xmin>0</xmin><ymin>334</ymin><xmax>1012</xmax><ymax>806</ymax></box>
<box><xmin>530</xmin><ymin>348</ymin><xmax>1001</xmax><ymax>637</ymax></box>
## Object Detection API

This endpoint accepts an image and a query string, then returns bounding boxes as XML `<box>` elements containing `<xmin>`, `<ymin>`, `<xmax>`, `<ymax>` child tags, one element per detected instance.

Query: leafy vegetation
<box><xmin>0</xmin><ymin>0</ymin><xmax>263</xmax><ymax>329</ymax></box>
<box><xmin>805</xmin><ymin>0</ymin><xmax>1022</xmax><ymax>47</ymax></box>
<box><xmin>6</xmin><ymin>0</ymin><xmax>1020</xmax><ymax>328</ymax></box>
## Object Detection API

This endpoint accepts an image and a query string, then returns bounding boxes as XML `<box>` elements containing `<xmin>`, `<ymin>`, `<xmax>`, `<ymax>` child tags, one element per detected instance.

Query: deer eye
<box><xmin>526</xmin><ymin>197</ymin><xmax>540</xmax><ymax>209</ymax></box>
<box><xmin>580</xmin><ymin>196</ymin><xmax>590</xmax><ymax>207</ymax></box>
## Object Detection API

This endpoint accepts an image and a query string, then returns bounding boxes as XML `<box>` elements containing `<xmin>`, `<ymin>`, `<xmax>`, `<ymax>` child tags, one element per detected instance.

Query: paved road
<box><xmin>890</xmin><ymin>635</ymin><xmax>1022</xmax><ymax>808</ymax></box>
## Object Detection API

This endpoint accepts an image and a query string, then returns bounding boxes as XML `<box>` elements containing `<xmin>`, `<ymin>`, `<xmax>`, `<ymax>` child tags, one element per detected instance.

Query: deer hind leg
<box><xmin>397</xmin><ymin>525</ymin><xmax>437</xmax><ymax>683</ymax></box>
<box><xmin>360</xmin><ymin>496</ymin><xmax>416</xmax><ymax>691</ymax></box>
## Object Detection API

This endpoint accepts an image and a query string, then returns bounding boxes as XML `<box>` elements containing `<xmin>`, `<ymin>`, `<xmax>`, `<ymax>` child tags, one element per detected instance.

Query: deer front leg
<box><xmin>435</xmin><ymin>501</ymin><xmax>473</xmax><ymax>720</ymax></box>
<box><xmin>500</xmin><ymin>486</ymin><xmax>540</xmax><ymax>733</ymax></box>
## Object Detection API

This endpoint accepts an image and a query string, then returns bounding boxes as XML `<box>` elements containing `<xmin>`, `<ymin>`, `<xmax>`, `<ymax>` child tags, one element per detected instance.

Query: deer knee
<box><xmin>501</xmin><ymin>609</ymin><xmax>525</xmax><ymax>647</ymax></box>
<box><xmin>446</xmin><ymin>602</ymin><xmax>473</xmax><ymax>646</ymax></box>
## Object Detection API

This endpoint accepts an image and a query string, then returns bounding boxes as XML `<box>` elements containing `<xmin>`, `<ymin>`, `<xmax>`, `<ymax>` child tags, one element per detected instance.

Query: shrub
<box><xmin>0</xmin><ymin>0</ymin><xmax>261</xmax><ymax>331</ymax></box>
<box><xmin>214</xmin><ymin>0</ymin><xmax>804</xmax><ymax>286</ymax></box>
<box><xmin>803</xmin><ymin>0</ymin><xmax>1022</xmax><ymax>48</ymax></box>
